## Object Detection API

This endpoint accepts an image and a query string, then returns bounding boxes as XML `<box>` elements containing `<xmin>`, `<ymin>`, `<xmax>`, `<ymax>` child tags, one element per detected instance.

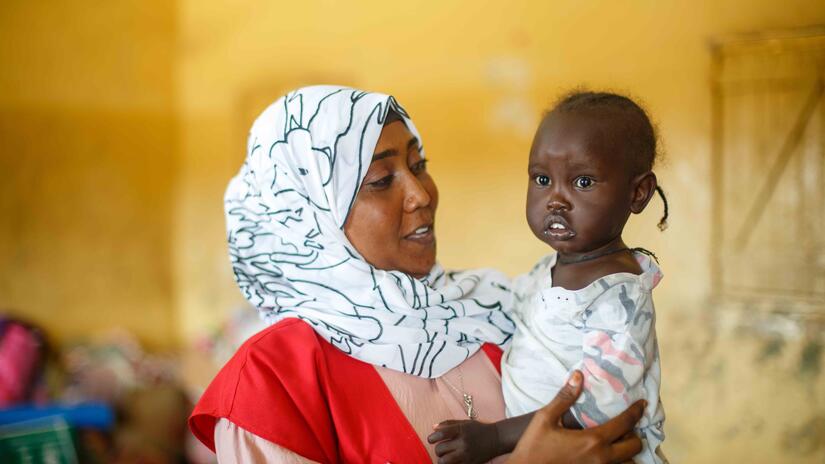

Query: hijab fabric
<box><xmin>225</xmin><ymin>85</ymin><xmax>514</xmax><ymax>378</ymax></box>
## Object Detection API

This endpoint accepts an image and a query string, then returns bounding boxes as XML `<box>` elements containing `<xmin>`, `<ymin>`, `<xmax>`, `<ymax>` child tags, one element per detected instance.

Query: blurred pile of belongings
<box><xmin>0</xmin><ymin>315</ymin><xmax>195</xmax><ymax>463</ymax></box>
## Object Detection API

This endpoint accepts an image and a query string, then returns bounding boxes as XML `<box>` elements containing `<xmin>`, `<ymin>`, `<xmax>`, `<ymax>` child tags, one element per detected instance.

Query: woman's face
<box><xmin>344</xmin><ymin>120</ymin><xmax>439</xmax><ymax>278</ymax></box>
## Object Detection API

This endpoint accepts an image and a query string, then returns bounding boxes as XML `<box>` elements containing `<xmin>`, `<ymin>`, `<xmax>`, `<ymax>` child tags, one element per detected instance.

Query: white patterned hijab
<box><xmin>225</xmin><ymin>85</ymin><xmax>514</xmax><ymax>378</ymax></box>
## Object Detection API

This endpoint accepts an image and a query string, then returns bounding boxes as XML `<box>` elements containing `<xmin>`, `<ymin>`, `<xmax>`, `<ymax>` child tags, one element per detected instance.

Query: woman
<box><xmin>189</xmin><ymin>85</ymin><xmax>643</xmax><ymax>463</ymax></box>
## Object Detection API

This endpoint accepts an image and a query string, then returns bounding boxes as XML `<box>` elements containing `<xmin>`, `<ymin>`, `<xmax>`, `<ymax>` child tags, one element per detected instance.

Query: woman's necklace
<box><xmin>440</xmin><ymin>367</ymin><xmax>477</xmax><ymax>419</ymax></box>
<box><xmin>557</xmin><ymin>246</ymin><xmax>630</xmax><ymax>265</ymax></box>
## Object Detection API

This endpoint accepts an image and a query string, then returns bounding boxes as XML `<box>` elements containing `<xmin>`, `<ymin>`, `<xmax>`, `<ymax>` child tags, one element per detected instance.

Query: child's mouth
<box><xmin>543</xmin><ymin>215</ymin><xmax>576</xmax><ymax>240</ymax></box>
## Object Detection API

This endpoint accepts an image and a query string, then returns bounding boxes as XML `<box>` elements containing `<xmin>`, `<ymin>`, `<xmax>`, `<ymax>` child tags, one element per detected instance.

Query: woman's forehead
<box><xmin>373</xmin><ymin>121</ymin><xmax>419</xmax><ymax>157</ymax></box>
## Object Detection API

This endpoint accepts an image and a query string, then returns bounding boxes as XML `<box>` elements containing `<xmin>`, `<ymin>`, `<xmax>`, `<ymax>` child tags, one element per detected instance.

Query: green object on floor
<box><xmin>0</xmin><ymin>416</ymin><xmax>78</xmax><ymax>464</ymax></box>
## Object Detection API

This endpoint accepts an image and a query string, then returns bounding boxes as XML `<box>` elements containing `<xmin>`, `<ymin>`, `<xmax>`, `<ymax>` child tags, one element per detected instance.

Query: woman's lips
<box><xmin>543</xmin><ymin>215</ymin><xmax>576</xmax><ymax>240</ymax></box>
<box><xmin>404</xmin><ymin>224</ymin><xmax>435</xmax><ymax>245</ymax></box>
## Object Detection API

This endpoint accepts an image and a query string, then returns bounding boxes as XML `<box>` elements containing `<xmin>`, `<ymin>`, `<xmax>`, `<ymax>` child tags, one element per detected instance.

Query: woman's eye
<box><xmin>410</xmin><ymin>159</ymin><xmax>428</xmax><ymax>175</ymax></box>
<box><xmin>574</xmin><ymin>176</ymin><xmax>594</xmax><ymax>189</ymax></box>
<box><xmin>534</xmin><ymin>175</ymin><xmax>550</xmax><ymax>186</ymax></box>
<box><xmin>368</xmin><ymin>175</ymin><xmax>394</xmax><ymax>189</ymax></box>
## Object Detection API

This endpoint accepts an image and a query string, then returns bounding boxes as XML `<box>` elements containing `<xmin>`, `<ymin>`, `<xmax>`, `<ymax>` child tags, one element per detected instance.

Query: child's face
<box><xmin>526</xmin><ymin>111</ymin><xmax>646</xmax><ymax>255</ymax></box>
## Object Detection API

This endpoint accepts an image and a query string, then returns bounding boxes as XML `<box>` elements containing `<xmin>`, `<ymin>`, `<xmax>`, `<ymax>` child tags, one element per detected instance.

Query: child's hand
<box><xmin>427</xmin><ymin>419</ymin><xmax>502</xmax><ymax>464</ymax></box>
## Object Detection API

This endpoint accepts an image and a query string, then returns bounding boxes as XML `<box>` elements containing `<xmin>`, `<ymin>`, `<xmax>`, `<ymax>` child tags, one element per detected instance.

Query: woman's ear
<box><xmin>630</xmin><ymin>171</ymin><xmax>657</xmax><ymax>214</ymax></box>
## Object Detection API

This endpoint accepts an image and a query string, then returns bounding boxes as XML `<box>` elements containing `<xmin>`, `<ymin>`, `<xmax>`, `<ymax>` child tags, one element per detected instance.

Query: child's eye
<box><xmin>410</xmin><ymin>159</ymin><xmax>428</xmax><ymax>175</ymax></box>
<box><xmin>534</xmin><ymin>175</ymin><xmax>551</xmax><ymax>186</ymax></box>
<box><xmin>574</xmin><ymin>176</ymin><xmax>595</xmax><ymax>189</ymax></box>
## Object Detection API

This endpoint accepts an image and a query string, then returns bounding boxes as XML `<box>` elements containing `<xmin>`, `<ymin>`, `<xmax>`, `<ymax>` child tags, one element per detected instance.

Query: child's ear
<box><xmin>630</xmin><ymin>171</ymin><xmax>657</xmax><ymax>214</ymax></box>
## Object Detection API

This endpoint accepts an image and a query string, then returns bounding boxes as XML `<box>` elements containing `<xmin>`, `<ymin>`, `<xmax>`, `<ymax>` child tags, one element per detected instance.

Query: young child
<box><xmin>428</xmin><ymin>91</ymin><xmax>669</xmax><ymax>464</ymax></box>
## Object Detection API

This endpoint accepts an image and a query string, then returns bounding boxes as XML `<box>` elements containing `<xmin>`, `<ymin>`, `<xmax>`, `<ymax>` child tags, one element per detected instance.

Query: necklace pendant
<box><xmin>463</xmin><ymin>393</ymin><xmax>477</xmax><ymax>419</ymax></box>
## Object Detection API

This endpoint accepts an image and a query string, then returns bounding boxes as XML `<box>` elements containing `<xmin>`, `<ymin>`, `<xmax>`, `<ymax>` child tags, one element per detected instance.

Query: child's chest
<box><xmin>518</xmin><ymin>287</ymin><xmax>588</xmax><ymax>349</ymax></box>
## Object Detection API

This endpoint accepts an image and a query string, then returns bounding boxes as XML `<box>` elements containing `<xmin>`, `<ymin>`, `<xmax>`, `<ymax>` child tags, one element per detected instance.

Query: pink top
<box><xmin>214</xmin><ymin>349</ymin><xmax>509</xmax><ymax>463</ymax></box>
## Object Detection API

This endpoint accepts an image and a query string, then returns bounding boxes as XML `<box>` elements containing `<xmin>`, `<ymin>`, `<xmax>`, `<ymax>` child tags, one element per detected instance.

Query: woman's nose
<box><xmin>403</xmin><ymin>177</ymin><xmax>431</xmax><ymax>212</ymax></box>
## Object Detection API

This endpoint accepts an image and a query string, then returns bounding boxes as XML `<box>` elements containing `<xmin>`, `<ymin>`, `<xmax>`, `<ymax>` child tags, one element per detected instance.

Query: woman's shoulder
<box><xmin>244</xmin><ymin>317</ymin><xmax>322</xmax><ymax>346</ymax></box>
<box><xmin>189</xmin><ymin>318</ymin><xmax>337</xmax><ymax>455</ymax></box>
<box><xmin>206</xmin><ymin>318</ymin><xmax>329</xmax><ymax>387</ymax></box>
<box><xmin>238</xmin><ymin>318</ymin><xmax>324</xmax><ymax>358</ymax></box>
<box><xmin>212</xmin><ymin>318</ymin><xmax>345</xmax><ymax>402</ymax></box>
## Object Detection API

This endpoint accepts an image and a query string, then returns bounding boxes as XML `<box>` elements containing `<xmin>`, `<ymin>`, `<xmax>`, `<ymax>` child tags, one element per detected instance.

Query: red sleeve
<box><xmin>481</xmin><ymin>343</ymin><xmax>503</xmax><ymax>375</ymax></box>
<box><xmin>189</xmin><ymin>319</ymin><xmax>338</xmax><ymax>463</ymax></box>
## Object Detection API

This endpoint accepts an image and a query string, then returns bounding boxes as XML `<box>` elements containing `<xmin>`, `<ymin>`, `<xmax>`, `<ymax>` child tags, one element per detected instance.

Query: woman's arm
<box><xmin>427</xmin><ymin>371</ymin><xmax>643</xmax><ymax>464</ymax></box>
<box><xmin>214</xmin><ymin>418</ymin><xmax>321</xmax><ymax>464</ymax></box>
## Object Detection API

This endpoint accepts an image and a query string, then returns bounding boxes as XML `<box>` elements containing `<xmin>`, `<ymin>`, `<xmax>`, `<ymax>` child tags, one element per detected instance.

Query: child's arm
<box><xmin>426</xmin><ymin>410</ymin><xmax>584</xmax><ymax>463</ymax></box>
<box><xmin>426</xmin><ymin>413</ymin><xmax>534</xmax><ymax>464</ymax></box>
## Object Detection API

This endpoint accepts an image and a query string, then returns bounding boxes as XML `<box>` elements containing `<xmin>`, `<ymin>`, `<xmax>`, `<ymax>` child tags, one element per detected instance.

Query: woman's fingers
<box><xmin>535</xmin><ymin>370</ymin><xmax>584</xmax><ymax>425</ymax></box>
<box><xmin>596</xmin><ymin>400</ymin><xmax>646</xmax><ymax>442</ymax></box>
<box><xmin>608</xmin><ymin>433</ymin><xmax>643</xmax><ymax>463</ymax></box>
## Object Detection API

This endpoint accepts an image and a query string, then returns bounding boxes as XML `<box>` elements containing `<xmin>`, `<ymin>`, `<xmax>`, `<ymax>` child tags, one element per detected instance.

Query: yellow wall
<box><xmin>0</xmin><ymin>1</ymin><xmax>179</xmax><ymax>350</ymax></box>
<box><xmin>174</xmin><ymin>0</ymin><xmax>825</xmax><ymax>338</ymax></box>
<box><xmin>2</xmin><ymin>0</ymin><xmax>825</xmax><ymax>461</ymax></box>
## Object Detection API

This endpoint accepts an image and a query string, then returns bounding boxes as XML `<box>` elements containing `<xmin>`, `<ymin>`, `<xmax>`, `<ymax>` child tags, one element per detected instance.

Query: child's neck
<box><xmin>557</xmin><ymin>237</ymin><xmax>628</xmax><ymax>264</ymax></box>
<box><xmin>551</xmin><ymin>237</ymin><xmax>642</xmax><ymax>291</ymax></box>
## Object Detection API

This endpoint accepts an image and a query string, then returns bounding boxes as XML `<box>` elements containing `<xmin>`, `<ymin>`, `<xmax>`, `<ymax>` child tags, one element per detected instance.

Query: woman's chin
<box><xmin>395</xmin><ymin>242</ymin><xmax>437</xmax><ymax>274</ymax></box>
<box><xmin>396</xmin><ymin>256</ymin><xmax>437</xmax><ymax>279</ymax></box>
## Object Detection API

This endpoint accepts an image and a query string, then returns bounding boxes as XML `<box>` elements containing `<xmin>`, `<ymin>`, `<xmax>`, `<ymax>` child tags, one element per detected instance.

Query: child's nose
<box><xmin>547</xmin><ymin>195</ymin><xmax>570</xmax><ymax>212</ymax></box>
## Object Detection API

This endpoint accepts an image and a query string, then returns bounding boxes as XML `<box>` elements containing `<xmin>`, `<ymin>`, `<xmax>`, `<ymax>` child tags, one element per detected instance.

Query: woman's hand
<box><xmin>508</xmin><ymin>371</ymin><xmax>645</xmax><ymax>464</ymax></box>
